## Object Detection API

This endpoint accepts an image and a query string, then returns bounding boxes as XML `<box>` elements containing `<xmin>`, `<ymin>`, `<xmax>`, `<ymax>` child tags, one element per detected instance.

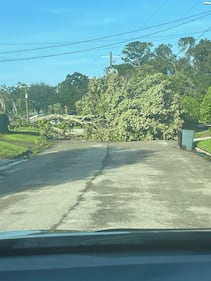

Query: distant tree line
<box><xmin>0</xmin><ymin>72</ymin><xmax>89</xmax><ymax>118</ymax></box>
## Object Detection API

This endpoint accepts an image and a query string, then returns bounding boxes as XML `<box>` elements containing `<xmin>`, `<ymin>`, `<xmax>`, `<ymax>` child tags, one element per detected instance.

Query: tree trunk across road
<box><xmin>0</xmin><ymin>140</ymin><xmax>211</xmax><ymax>232</ymax></box>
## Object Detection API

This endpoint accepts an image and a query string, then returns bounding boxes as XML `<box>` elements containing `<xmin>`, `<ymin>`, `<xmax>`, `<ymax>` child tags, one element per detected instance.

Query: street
<box><xmin>0</xmin><ymin>140</ymin><xmax>211</xmax><ymax>232</ymax></box>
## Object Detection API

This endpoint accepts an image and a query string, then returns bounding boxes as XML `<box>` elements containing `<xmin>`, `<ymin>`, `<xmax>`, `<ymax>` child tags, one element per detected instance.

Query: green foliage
<box><xmin>6</xmin><ymin>85</ymin><xmax>26</xmax><ymax>117</ymax></box>
<box><xmin>77</xmin><ymin>71</ymin><xmax>183</xmax><ymax>141</ymax></box>
<box><xmin>38</xmin><ymin>120</ymin><xmax>52</xmax><ymax>139</ymax></box>
<box><xmin>11</xmin><ymin>116</ymin><xmax>31</xmax><ymax>128</ymax></box>
<box><xmin>151</xmin><ymin>44</ymin><xmax>176</xmax><ymax>74</ymax></box>
<box><xmin>177</xmin><ymin>37</ymin><xmax>196</xmax><ymax>72</ymax></box>
<box><xmin>57</xmin><ymin>72</ymin><xmax>89</xmax><ymax>114</ymax></box>
<box><xmin>0</xmin><ymin>72</ymin><xmax>88</xmax><ymax>119</ymax></box>
<box><xmin>48</xmin><ymin>103</ymin><xmax>64</xmax><ymax>114</ymax></box>
<box><xmin>178</xmin><ymin>37</ymin><xmax>195</xmax><ymax>54</ymax></box>
<box><xmin>122</xmin><ymin>41</ymin><xmax>153</xmax><ymax>66</ymax></box>
<box><xmin>200</xmin><ymin>88</ymin><xmax>211</xmax><ymax>123</ymax></box>
<box><xmin>57</xmin><ymin>120</ymin><xmax>71</xmax><ymax>132</ymax></box>
<box><xmin>125</xmin><ymin>71</ymin><xmax>182</xmax><ymax>140</ymax></box>
<box><xmin>181</xmin><ymin>96</ymin><xmax>200</xmax><ymax>129</ymax></box>
<box><xmin>37</xmin><ymin>118</ymin><xmax>75</xmax><ymax>139</ymax></box>
<box><xmin>191</xmin><ymin>39</ymin><xmax>211</xmax><ymax>74</ymax></box>
<box><xmin>28</xmin><ymin>83</ymin><xmax>56</xmax><ymax>115</ymax></box>
<box><xmin>106</xmin><ymin>63</ymin><xmax>135</xmax><ymax>78</ymax></box>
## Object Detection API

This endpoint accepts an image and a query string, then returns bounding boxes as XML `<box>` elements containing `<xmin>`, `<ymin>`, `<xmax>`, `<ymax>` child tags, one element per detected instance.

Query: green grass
<box><xmin>0</xmin><ymin>133</ymin><xmax>40</xmax><ymax>144</ymax></box>
<box><xmin>0</xmin><ymin>141</ymin><xmax>29</xmax><ymax>159</ymax></box>
<box><xmin>12</xmin><ymin>126</ymin><xmax>40</xmax><ymax>134</ymax></box>
<box><xmin>0</xmin><ymin>127</ymin><xmax>51</xmax><ymax>159</ymax></box>
<box><xmin>197</xmin><ymin>139</ymin><xmax>211</xmax><ymax>154</ymax></box>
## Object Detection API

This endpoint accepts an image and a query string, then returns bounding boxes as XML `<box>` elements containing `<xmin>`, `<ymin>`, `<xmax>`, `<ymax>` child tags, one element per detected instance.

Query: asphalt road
<box><xmin>0</xmin><ymin>140</ymin><xmax>211</xmax><ymax>232</ymax></box>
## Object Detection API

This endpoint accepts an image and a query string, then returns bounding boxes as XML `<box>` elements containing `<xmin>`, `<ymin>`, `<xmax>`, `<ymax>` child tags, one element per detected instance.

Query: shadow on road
<box><xmin>0</xmin><ymin>142</ymin><xmax>155</xmax><ymax>196</ymax></box>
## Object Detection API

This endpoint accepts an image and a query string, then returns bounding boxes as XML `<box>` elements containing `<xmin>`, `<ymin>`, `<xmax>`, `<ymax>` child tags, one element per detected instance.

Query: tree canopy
<box><xmin>200</xmin><ymin>87</ymin><xmax>211</xmax><ymax>123</ymax></box>
<box><xmin>77</xmin><ymin>71</ymin><xmax>183</xmax><ymax>141</ymax></box>
<box><xmin>57</xmin><ymin>72</ymin><xmax>89</xmax><ymax>114</ymax></box>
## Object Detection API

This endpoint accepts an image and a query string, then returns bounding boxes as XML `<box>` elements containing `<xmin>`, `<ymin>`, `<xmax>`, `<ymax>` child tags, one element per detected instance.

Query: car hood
<box><xmin>1</xmin><ymin>228</ymin><xmax>211</xmax><ymax>256</ymax></box>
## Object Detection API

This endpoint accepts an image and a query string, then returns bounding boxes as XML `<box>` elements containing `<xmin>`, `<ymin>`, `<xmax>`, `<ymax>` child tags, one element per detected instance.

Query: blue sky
<box><xmin>0</xmin><ymin>0</ymin><xmax>211</xmax><ymax>86</ymax></box>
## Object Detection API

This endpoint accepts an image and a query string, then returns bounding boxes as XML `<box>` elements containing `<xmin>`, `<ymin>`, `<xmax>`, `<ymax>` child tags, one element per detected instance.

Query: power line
<box><xmin>141</xmin><ymin>0</ymin><xmax>167</xmax><ymax>27</ymax></box>
<box><xmin>195</xmin><ymin>25</ymin><xmax>211</xmax><ymax>40</ymax></box>
<box><xmin>179</xmin><ymin>0</ymin><xmax>200</xmax><ymax>18</ymax></box>
<box><xmin>75</xmin><ymin>30</ymin><xmax>211</xmax><ymax>42</ymax></box>
<box><xmin>0</xmin><ymin>11</ymin><xmax>211</xmax><ymax>62</ymax></box>
<box><xmin>0</xmin><ymin>10</ymin><xmax>210</xmax><ymax>56</ymax></box>
<box><xmin>0</xmin><ymin>23</ymin><xmax>208</xmax><ymax>62</ymax></box>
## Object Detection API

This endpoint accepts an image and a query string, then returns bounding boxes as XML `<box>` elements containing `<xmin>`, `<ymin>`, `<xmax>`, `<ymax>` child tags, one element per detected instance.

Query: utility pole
<box><xmin>102</xmin><ymin>51</ymin><xmax>120</xmax><ymax>73</ymax></box>
<box><xmin>17</xmin><ymin>84</ymin><xmax>31</xmax><ymax>119</ymax></box>
<box><xmin>109</xmin><ymin>51</ymin><xmax>113</xmax><ymax>71</ymax></box>
<box><xmin>25</xmin><ymin>87</ymin><xmax>29</xmax><ymax>120</ymax></box>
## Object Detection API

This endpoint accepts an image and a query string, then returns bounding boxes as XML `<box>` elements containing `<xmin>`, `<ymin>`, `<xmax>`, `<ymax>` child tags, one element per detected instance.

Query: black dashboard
<box><xmin>1</xmin><ymin>229</ymin><xmax>211</xmax><ymax>281</ymax></box>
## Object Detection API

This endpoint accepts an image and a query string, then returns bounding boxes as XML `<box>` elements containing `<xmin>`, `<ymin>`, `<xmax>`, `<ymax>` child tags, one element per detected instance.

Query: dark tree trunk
<box><xmin>0</xmin><ymin>113</ymin><xmax>9</xmax><ymax>133</ymax></box>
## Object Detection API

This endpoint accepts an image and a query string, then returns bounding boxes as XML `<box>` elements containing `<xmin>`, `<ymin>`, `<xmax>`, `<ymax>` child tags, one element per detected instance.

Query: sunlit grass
<box><xmin>12</xmin><ymin>126</ymin><xmax>40</xmax><ymax>134</ymax></box>
<box><xmin>0</xmin><ymin>126</ymin><xmax>51</xmax><ymax>159</ymax></box>
<box><xmin>0</xmin><ymin>133</ymin><xmax>40</xmax><ymax>145</ymax></box>
<box><xmin>197</xmin><ymin>139</ymin><xmax>211</xmax><ymax>154</ymax></box>
<box><xmin>0</xmin><ymin>141</ymin><xmax>29</xmax><ymax>159</ymax></box>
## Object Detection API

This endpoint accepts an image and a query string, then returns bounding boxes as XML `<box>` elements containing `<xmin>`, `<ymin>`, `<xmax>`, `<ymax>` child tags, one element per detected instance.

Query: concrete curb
<box><xmin>193</xmin><ymin>137</ymin><xmax>211</xmax><ymax>158</ymax></box>
<box><xmin>194</xmin><ymin>136</ymin><xmax>211</xmax><ymax>142</ymax></box>
<box><xmin>194</xmin><ymin>147</ymin><xmax>211</xmax><ymax>157</ymax></box>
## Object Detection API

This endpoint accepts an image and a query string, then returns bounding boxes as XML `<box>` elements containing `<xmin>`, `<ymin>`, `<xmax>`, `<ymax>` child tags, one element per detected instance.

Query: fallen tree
<box><xmin>32</xmin><ymin>114</ymin><xmax>95</xmax><ymax>124</ymax></box>
<box><xmin>29</xmin><ymin>114</ymin><xmax>95</xmax><ymax>139</ymax></box>
<box><xmin>76</xmin><ymin>71</ymin><xmax>183</xmax><ymax>141</ymax></box>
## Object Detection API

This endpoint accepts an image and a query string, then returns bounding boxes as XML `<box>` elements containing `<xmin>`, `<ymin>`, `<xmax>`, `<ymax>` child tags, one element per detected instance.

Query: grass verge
<box><xmin>0</xmin><ymin>141</ymin><xmax>29</xmax><ymax>159</ymax></box>
<box><xmin>196</xmin><ymin>139</ymin><xmax>211</xmax><ymax>154</ymax></box>
<box><xmin>0</xmin><ymin>127</ymin><xmax>51</xmax><ymax>159</ymax></box>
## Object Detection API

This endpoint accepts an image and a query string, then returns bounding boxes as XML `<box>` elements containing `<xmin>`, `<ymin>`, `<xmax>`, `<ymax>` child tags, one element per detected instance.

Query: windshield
<box><xmin>0</xmin><ymin>0</ymin><xmax>211</xmax><ymax>234</ymax></box>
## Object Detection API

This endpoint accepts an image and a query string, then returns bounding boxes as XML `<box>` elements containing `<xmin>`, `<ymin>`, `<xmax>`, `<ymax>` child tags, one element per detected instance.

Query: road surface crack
<box><xmin>51</xmin><ymin>144</ymin><xmax>110</xmax><ymax>230</ymax></box>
